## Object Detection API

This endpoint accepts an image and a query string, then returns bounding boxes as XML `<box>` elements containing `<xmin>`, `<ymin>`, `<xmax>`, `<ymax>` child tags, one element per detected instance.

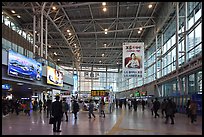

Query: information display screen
<box><xmin>91</xmin><ymin>90</ymin><xmax>109</xmax><ymax>97</ymax></box>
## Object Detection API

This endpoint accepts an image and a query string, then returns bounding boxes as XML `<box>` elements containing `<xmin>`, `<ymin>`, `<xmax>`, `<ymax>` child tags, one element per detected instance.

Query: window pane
<box><xmin>195</xmin><ymin>23</ymin><xmax>201</xmax><ymax>46</ymax></box>
<box><xmin>188</xmin><ymin>74</ymin><xmax>195</xmax><ymax>93</ymax></box>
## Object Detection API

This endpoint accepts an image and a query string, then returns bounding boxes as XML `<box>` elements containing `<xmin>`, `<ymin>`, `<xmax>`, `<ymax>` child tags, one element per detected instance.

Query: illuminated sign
<box><xmin>47</xmin><ymin>66</ymin><xmax>63</xmax><ymax>86</ymax></box>
<box><xmin>8</xmin><ymin>50</ymin><xmax>42</xmax><ymax>81</ymax></box>
<box><xmin>91</xmin><ymin>90</ymin><xmax>109</xmax><ymax>97</ymax></box>
<box><xmin>135</xmin><ymin>91</ymin><xmax>140</xmax><ymax>97</ymax></box>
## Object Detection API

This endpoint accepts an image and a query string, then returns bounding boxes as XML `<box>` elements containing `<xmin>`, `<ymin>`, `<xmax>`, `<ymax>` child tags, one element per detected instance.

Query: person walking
<box><xmin>153</xmin><ymin>98</ymin><xmax>160</xmax><ymax>118</ymax></box>
<box><xmin>115</xmin><ymin>99</ymin><xmax>118</xmax><ymax>109</ymax></box>
<box><xmin>141</xmin><ymin>99</ymin><xmax>145</xmax><ymax>111</ymax></box>
<box><xmin>51</xmin><ymin>95</ymin><xmax>63</xmax><ymax>132</ymax></box>
<box><xmin>99</xmin><ymin>99</ymin><xmax>105</xmax><ymax>118</ymax></box>
<box><xmin>88</xmin><ymin>99</ymin><xmax>96</xmax><ymax>119</ymax></box>
<box><xmin>165</xmin><ymin>98</ymin><xmax>176</xmax><ymax>124</ymax></box>
<box><xmin>189</xmin><ymin>100</ymin><xmax>197</xmax><ymax>123</ymax></box>
<box><xmin>128</xmin><ymin>99</ymin><xmax>132</xmax><ymax>110</ymax></box>
<box><xmin>161</xmin><ymin>99</ymin><xmax>167</xmax><ymax>118</ymax></box>
<box><xmin>185</xmin><ymin>99</ymin><xmax>191</xmax><ymax>117</ymax></box>
<box><xmin>39</xmin><ymin>100</ymin><xmax>43</xmax><ymax>113</ymax></box>
<box><xmin>14</xmin><ymin>99</ymin><xmax>20</xmax><ymax>115</ymax></box>
<box><xmin>72</xmin><ymin>100</ymin><xmax>80</xmax><ymax>119</ymax></box>
<box><xmin>46</xmin><ymin>98</ymin><xmax>52</xmax><ymax>118</ymax></box>
<box><xmin>25</xmin><ymin>99</ymin><xmax>31</xmax><ymax>116</ymax></box>
<box><xmin>150</xmin><ymin>99</ymin><xmax>154</xmax><ymax>116</ymax></box>
<box><xmin>133</xmin><ymin>99</ymin><xmax>138</xmax><ymax>111</ymax></box>
<box><xmin>62</xmin><ymin>98</ymin><xmax>69</xmax><ymax>122</ymax></box>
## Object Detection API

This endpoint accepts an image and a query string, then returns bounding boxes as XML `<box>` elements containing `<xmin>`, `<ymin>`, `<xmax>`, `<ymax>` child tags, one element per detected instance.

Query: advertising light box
<box><xmin>47</xmin><ymin>66</ymin><xmax>63</xmax><ymax>87</ymax></box>
<box><xmin>8</xmin><ymin>50</ymin><xmax>42</xmax><ymax>81</ymax></box>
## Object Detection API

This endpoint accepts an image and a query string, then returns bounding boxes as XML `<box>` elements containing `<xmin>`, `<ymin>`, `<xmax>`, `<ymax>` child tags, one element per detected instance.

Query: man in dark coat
<box><xmin>165</xmin><ymin>98</ymin><xmax>176</xmax><ymax>124</ymax></box>
<box><xmin>72</xmin><ymin>100</ymin><xmax>80</xmax><ymax>119</ymax></box>
<box><xmin>153</xmin><ymin>98</ymin><xmax>160</xmax><ymax>118</ymax></box>
<box><xmin>51</xmin><ymin>95</ymin><xmax>63</xmax><ymax>132</ymax></box>
<box><xmin>133</xmin><ymin>99</ymin><xmax>138</xmax><ymax>111</ymax></box>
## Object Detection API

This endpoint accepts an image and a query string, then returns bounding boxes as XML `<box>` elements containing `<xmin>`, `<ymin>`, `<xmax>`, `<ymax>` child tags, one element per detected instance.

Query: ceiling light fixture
<box><xmin>105</xmin><ymin>32</ymin><xmax>107</xmax><ymax>34</ymax></box>
<box><xmin>54</xmin><ymin>52</ymin><xmax>57</xmax><ymax>55</ymax></box>
<box><xmin>138</xmin><ymin>30</ymin><xmax>141</xmax><ymax>34</ymax></box>
<box><xmin>139</xmin><ymin>27</ymin><xmax>143</xmax><ymax>31</ymax></box>
<box><xmin>17</xmin><ymin>15</ymin><xmax>21</xmax><ymax>18</ymax></box>
<box><xmin>57</xmin><ymin>59</ymin><xmax>60</xmax><ymax>61</ymax></box>
<box><xmin>68</xmin><ymin>32</ymin><xmax>72</xmax><ymax>36</ymax></box>
<box><xmin>48</xmin><ymin>45</ymin><xmax>51</xmax><ymax>48</ymax></box>
<box><xmin>11</xmin><ymin>10</ymin><xmax>16</xmax><ymax>13</ymax></box>
<box><xmin>102</xmin><ymin>53</ymin><xmax>104</xmax><ymax>57</ymax></box>
<box><xmin>148</xmin><ymin>4</ymin><xmax>152</xmax><ymax>8</ymax></box>
<box><xmin>104</xmin><ymin>43</ymin><xmax>107</xmax><ymax>47</ymax></box>
<box><xmin>17</xmin><ymin>83</ymin><xmax>24</xmax><ymax>86</ymax></box>
<box><xmin>103</xmin><ymin>7</ymin><xmax>107</xmax><ymax>12</ymax></box>
<box><xmin>28</xmin><ymin>88</ymin><xmax>31</xmax><ymax>89</ymax></box>
<box><xmin>105</xmin><ymin>29</ymin><xmax>108</xmax><ymax>31</ymax></box>
<box><xmin>102</xmin><ymin>2</ymin><xmax>106</xmax><ymax>6</ymax></box>
<box><xmin>52</xmin><ymin>6</ymin><xmax>57</xmax><ymax>10</ymax></box>
<box><xmin>67</xmin><ymin>29</ymin><xmax>70</xmax><ymax>32</ymax></box>
<box><xmin>2</xmin><ymin>12</ymin><xmax>4</xmax><ymax>14</ymax></box>
<box><xmin>99</xmin><ymin>60</ymin><xmax>102</xmax><ymax>63</ymax></box>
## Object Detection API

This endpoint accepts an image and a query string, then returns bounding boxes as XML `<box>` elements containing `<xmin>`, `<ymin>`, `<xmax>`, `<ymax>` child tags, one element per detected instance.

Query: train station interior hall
<box><xmin>2</xmin><ymin>2</ymin><xmax>202</xmax><ymax>135</ymax></box>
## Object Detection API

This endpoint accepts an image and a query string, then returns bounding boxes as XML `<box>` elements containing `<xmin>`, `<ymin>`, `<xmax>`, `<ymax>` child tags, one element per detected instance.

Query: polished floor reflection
<box><xmin>2</xmin><ymin>106</ymin><xmax>202</xmax><ymax>135</ymax></box>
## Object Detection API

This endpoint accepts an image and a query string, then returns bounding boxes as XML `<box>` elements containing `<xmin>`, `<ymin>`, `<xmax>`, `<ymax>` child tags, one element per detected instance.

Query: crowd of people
<box><xmin>3</xmin><ymin>96</ymin><xmax>198</xmax><ymax>133</ymax></box>
<box><xmin>114</xmin><ymin>97</ymin><xmax>198</xmax><ymax>125</ymax></box>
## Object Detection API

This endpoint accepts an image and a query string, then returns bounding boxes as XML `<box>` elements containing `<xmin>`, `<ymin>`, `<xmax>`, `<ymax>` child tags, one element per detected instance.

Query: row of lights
<box><xmin>138</xmin><ymin>27</ymin><xmax>143</xmax><ymax>34</ymax></box>
<box><xmin>10</xmin><ymin>10</ymin><xmax>21</xmax><ymax>18</ymax></box>
<box><xmin>102</xmin><ymin>3</ymin><xmax>153</xmax><ymax>35</ymax></box>
<box><xmin>102</xmin><ymin>2</ymin><xmax>107</xmax><ymax>12</ymax></box>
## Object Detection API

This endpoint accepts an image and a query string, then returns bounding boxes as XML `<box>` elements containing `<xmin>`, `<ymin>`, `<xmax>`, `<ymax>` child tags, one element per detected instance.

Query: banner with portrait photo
<box><xmin>122</xmin><ymin>42</ymin><xmax>144</xmax><ymax>78</ymax></box>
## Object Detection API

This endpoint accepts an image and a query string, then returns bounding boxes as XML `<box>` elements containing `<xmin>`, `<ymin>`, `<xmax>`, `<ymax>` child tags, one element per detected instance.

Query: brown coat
<box><xmin>189</xmin><ymin>102</ymin><xmax>197</xmax><ymax>115</ymax></box>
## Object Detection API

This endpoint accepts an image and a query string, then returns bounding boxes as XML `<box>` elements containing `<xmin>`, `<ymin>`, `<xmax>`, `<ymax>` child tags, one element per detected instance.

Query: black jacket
<box><xmin>51</xmin><ymin>100</ymin><xmax>63</xmax><ymax>118</ymax></box>
<box><xmin>72</xmin><ymin>101</ymin><xmax>79</xmax><ymax>113</ymax></box>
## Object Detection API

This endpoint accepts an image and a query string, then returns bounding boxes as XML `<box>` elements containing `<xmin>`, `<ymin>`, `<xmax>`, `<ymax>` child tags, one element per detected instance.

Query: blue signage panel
<box><xmin>8</xmin><ymin>50</ymin><xmax>42</xmax><ymax>81</ymax></box>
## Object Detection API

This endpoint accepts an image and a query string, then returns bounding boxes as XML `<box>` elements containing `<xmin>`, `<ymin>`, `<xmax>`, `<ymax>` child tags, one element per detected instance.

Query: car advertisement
<box><xmin>47</xmin><ymin>66</ymin><xmax>63</xmax><ymax>87</ymax></box>
<box><xmin>8</xmin><ymin>50</ymin><xmax>42</xmax><ymax>81</ymax></box>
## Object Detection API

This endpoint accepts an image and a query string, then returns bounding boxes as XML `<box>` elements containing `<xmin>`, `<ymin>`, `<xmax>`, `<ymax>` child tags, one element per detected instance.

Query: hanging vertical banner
<box><xmin>122</xmin><ymin>42</ymin><xmax>144</xmax><ymax>78</ymax></box>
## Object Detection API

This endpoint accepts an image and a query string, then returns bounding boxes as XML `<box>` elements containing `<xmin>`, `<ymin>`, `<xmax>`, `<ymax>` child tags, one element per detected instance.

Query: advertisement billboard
<box><xmin>47</xmin><ymin>66</ymin><xmax>63</xmax><ymax>87</ymax></box>
<box><xmin>122</xmin><ymin>42</ymin><xmax>144</xmax><ymax>78</ymax></box>
<box><xmin>8</xmin><ymin>50</ymin><xmax>42</xmax><ymax>81</ymax></box>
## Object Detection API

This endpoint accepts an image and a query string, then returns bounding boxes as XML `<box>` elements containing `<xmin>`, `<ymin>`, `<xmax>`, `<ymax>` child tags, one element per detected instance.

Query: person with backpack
<box><xmin>72</xmin><ymin>100</ymin><xmax>80</xmax><ymax>119</ymax></box>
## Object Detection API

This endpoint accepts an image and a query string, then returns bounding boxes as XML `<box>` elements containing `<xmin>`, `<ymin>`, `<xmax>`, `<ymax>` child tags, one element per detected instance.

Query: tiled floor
<box><xmin>2</xmin><ymin>106</ymin><xmax>202</xmax><ymax>135</ymax></box>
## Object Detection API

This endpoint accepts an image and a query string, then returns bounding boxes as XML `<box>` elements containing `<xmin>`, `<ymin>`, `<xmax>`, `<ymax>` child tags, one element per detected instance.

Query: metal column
<box><xmin>184</xmin><ymin>2</ymin><xmax>187</xmax><ymax>63</ymax></box>
<box><xmin>33</xmin><ymin>12</ymin><xmax>36</xmax><ymax>54</ymax></box>
<box><xmin>91</xmin><ymin>65</ymin><xmax>93</xmax><ymax>90</ymax></box>
<box><xmin>40</xmin><ymin>6</ymin><xmax>44</xmax><ymax>57</ymax></box>
<box><xmin>45</xmin><ymin>18</ymin><xmax>48</xmax><ymax>60</ymax></box>
<box><xmin>175</xmin><ymin>2</ymin><xmax>182</xmax><ymax>94</ymax></box>
<box><xmin>106</xmin><ymin>66</ymin><xmax>108</xmax><ymax>89</ymax></box>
